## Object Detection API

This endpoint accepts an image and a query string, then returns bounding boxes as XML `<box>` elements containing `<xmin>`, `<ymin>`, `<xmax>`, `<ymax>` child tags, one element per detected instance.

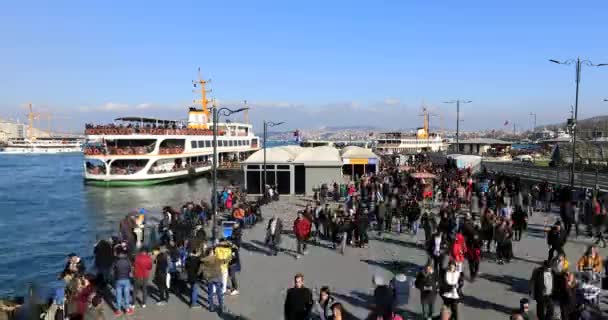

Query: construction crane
<box><xmin>38</xmin><ymin>112</ymin><xmax>71</xmax><ymax>136</ymax></box>
<box><xmin>22</xmin><ymin>103</ymin><xmax>41</xmax><ymax>139</ymax></box>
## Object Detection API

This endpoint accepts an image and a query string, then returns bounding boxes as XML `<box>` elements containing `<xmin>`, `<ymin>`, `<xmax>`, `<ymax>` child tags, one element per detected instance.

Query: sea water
<box><xmin>0</xmin><ymin>154</ymin><xmax>218</xmax><ymax>296</ymax></box>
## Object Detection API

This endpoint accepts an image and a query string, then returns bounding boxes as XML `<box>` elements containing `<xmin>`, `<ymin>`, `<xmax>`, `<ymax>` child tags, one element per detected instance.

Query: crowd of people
<box><xmin>2</xmin><ymin>153</ymin><xmax>608</xmax><ymax>320</ymax></box>
<box><xmin>278</xmin><ymin>155</ymin><xmax>607</xmax><ymax>320</ymax></box>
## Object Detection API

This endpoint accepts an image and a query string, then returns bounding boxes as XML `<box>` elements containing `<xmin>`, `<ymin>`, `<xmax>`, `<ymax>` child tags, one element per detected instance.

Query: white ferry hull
<box><xmin>0</xmin><ymin>146</ymin><xmax>82</xmax><ymax>154</ymax></box>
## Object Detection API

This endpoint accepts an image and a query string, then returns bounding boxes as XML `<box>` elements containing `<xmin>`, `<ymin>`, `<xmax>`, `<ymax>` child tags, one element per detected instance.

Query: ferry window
<box><xmin>191</xmin><ymin>141</ymin><xmax>197</xmax><ymax>149</ymax></box>
<box><xmin>277</xmin><ymin>165</ymin><xmax>290</xmax><ymax>170</ymax></box>
<box><xmin>205</xmin><ymin>141</ymin><xmax>211</xmax><ymax>148</ymax></box>
<box><xmin>197</xmin><ymin>141</ymin><xmax>205</xmax><ymax>148</ymax></box>
<box><xmin>220</xmin><ymin>141</ymin><xmax>225</xmax><ymax>147</ymax></box>
<box><xmin>229</xmin><ymin>141</ymin><xmax>233</xmax><ymax>147</ymax></box>
<box><xmin>247</xmin><ymin>165</ymin><xmax>260</xmax><ymax>169</ymax></box>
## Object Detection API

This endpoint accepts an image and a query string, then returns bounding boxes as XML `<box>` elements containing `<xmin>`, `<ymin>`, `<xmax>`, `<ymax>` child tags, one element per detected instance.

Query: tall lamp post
<box><xmin>211</xmin><ymin>104</ymin><xmax>248</xmax><ymax>242</ymax></box>
<box><xmin>263</xmin><ymin>121</ymin><xmax>285</xmax><ymax>195</ymax></box>
<box><xmin>549</xmin><ymin>58</ymin><xmax>607</xmax><ymax>187</ymax></box>
<box><xmin>444</xmin><ymin>99</ymin><xmax>472</xmax><ymax>153</ymax></box>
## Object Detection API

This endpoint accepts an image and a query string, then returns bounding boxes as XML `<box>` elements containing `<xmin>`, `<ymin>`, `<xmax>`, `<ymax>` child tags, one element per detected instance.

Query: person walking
<box><xmin>415</xmin><ymin>264</ymin><xmax>438</xmax><ymax>320</ymax></box>
<box><xmin>558</xmin><ymin>272</ymin><xmax>577</xmax><ymax>320</ymax></box>
<box><xmin>529</xmin><ymin>260</ymin><xmax>554</xmax><ymax>320</ymax></box>
<box><xmin>313</xmin><ymin>286</ymin><xmax>335</xmax><ymax>320</ymax></box>
<box><xmin>266</xmin><ymin>216</ymin><xmax>283</xmax><ymax>256</ymax></box>
<box><xmin>284</xmin><ymin>273</ymin><xmax>313</xmax><ymax>320</ymax></box>
<box><xmin>294</xmin><ymin>212</ymin><xmax>312</xmax><ymax>259</ymax></box>
<box><xmin>184</xmin><ymin>248</ymin><xmax>201</xmax><ymax>308</ymax></box>
<box><xmin>450</xmin><ymin>233</ymin><xmax>467</xmax><ymax>273</ymax></box>
<box><xmin>228</xmin><ymin>242</ymin><xmax>241</xmax><ymax>296</ymax></box>
<box><xmin>154</xmin><ymin>247</ymin><xmax>170</xmax><ymax>306</ymax></box>
<box><xmin>547</xmin><ymin>222</ymin><xmax>567</xmax><ymax>261</ymax></box>
<box><xmin>133</xmin><ymin>247</ymin><xmax>153</xmax><ymax>309</ymax></box>
<box><xmin>376</xmin><ymin>200</ymin><xmax>386</xmax><ymax>237</ymax></box>
<box><xmin>201</xmin><ymin>248</ymin><xmax>226</xmax><ymax>315</ymax></box>
<box><xmin>214</xmin><ymin>240</ymin><xmax>233</xmax><ymax>295</ymax></box>
<box><xmin>112</xmin><ymin>251</ymin><xmax>133</xmax><ymax>315</ymax></box>
<box><xmin>440</xmin><ymin>262</ymin><xmax>462</xmax><ymax>320</ymax></box>
<box><xmin>466</xmin><ymin>231</ymin><xmax>482</xmax><ymax>281</ymax></box>
<box><xmin>93</xmin><ymin>237</ymin><xmax>114</xmax><ymax>289</ymax></box>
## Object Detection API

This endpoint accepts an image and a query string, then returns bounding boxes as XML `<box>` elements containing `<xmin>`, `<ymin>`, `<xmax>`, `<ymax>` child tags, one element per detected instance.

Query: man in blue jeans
<box><xmin>185</xmin><ymin>248</ymin><xmax>202</xmax><ymax>308</ymax></box>
<box><xmin>201</xmin><ymin>248</ymin><xmax>226</xmax><ymax>314</ymax></box>
<box><xmin>113</xmin><ymin>250</ymin><xmax>134</xmax><ymax>315</ymax></box>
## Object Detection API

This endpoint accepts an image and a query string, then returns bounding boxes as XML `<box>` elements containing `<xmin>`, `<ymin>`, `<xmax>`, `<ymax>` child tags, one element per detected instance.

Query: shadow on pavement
<box><xmin>361</xmin><ymin>259</ymin><xmax>423</xmax><ymax>277</ymax></box>
<box><xmin>333</xmin><ymin>290</ymin><xmax>420</xmax><ymax>320</ymax></box>
<box><xmin>240</xmin><ymin>241</ymin><xmax>271</xmax><ymax>255</ymax></box>
<box><xmin>461</xmin><ymin>294</ymin><xmax>516</xmax><ymax>315</ymax></box>
<box><xmin>478</xmin><ymin>273</ymin><xmax>529</xmax><ymax>295</ymax></box>
<box><xmin>373</xmin><ymin>236</ymin><xmax>425</xmax><ymax>252</ymax></box>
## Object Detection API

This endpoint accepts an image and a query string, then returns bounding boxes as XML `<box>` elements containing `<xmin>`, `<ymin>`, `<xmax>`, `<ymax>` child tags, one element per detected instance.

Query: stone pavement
<box><xmin>116</xmin><ymin>198</ymin><xmax>608</xmax><ymax>319</ymax></box>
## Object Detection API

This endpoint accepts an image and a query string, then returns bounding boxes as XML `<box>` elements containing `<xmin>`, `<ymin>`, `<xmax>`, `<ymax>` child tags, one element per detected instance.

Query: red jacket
<box><xmin>451</xmin><ymin>233</ymin><xmax>467</xmax><ymax>263</ymax></box>
<box><xmin>133</xmin><ymin>253</ymin><xmax>153</xmax><ymax>279</ymax></box>
<box><xmin>293</xmin><ymin>217</ymin><xmax>312</xmax><ymax>240</ymax></box>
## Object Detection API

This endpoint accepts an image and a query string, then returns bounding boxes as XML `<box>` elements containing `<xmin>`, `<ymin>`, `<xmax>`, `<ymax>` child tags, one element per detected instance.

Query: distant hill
<box><xmin>544</xmin><ymin>114</ymin><xmax>608</xmax><ymax>139</ymax></box>
<box><xmin>322</xmin><ymin>125</ymin><xmax>378</xmax><ymax>131</ymax></box>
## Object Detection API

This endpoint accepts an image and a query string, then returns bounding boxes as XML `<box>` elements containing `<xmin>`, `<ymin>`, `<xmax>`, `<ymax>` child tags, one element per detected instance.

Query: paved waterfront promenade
<box><xmin>115</xmin><ymin>197</ymin><xmax>607</xmax><ymax>319</ymax></box>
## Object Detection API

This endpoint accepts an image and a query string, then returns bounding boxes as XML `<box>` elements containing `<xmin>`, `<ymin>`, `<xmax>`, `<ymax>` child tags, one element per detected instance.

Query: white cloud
<box><xmin>135</xmin><ymin>103</ymin><xmax>153</xmax><ymax>110</ymax></box>
<box><xmin>383</xmin><ymin>98</ymin><xmax>401</xmax><ymax>106</ymax></box>
<box><xmin>100</xmin><ymin>102</ymin><xmax>129</xmax><ymax>111</ymax></box>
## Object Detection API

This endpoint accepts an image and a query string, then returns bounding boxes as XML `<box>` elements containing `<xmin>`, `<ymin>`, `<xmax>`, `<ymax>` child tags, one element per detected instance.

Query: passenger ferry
<box><xmin>0</xmin><ymin>137</ymin><xmax>83</xmax><ymax>154</ymax></box>
<box><xmin>374</xmin><ymin>108</ymin><xmax>446</xmax><ymax>154</ymax></box>
<box><xmin>82</xmin><ymin>72</ymin><xmax>260</xmax><ymax>186</ymax></box>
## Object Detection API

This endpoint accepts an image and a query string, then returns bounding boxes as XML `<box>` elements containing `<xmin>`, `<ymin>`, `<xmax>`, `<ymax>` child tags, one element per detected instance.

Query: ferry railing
<box><xmin>148</xmin><ymin>161</ymin><xmax>211</xmax><ymax>174</ymax></box>
<box><xmin>84</xmin><ymin>128</ymin><xmax>226</xmax><ymax>136</ymax></box>
<box><xmin>482</xmin><ymin>161</ymin><xmax>608</xmax><ymax>191</ymax></box>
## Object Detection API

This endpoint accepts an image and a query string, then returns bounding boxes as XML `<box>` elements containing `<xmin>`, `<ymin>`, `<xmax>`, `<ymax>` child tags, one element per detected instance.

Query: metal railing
<box><xmin>482</xmin><ymin>161</ymin><xmax>608</xmax><ymax>191</ymax></box>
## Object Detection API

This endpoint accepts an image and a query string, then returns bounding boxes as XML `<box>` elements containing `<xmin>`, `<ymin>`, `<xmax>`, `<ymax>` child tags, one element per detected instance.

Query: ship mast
<box><xmin>194</xmin><ymin>68</ymin><xmax>212</xmax><ymax>120</ymax></box>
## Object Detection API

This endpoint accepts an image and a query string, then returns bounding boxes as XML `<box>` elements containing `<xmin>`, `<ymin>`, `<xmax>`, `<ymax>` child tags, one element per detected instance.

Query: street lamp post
<box><xmin>263</xmin><ymin>121</ymin><xmax>285</xmax><ymax>197</ymax></box>
<box><xmin>444</xmin><ymin>100</ymin><xmax>472</xmax><ymax>153</ymax></box>
<box><xmin>549</xmin><ymin>58</ymin><xmax>607</xmax><ymax>187</ymax></box>
<box><xmin>211</xmin><ymin>104</ymin><xmax>248</xmax><ymax>242</ymax></box>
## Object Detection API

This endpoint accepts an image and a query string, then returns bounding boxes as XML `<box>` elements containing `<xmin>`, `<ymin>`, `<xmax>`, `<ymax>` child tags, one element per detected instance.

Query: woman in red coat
<box><xmin>451</xmin><ymin>233</ymin><xmax>467</xmax><ymax>274</ymax></box>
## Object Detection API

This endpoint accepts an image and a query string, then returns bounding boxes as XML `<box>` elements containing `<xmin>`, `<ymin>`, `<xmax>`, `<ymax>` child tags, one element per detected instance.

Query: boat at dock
<box><xmin>82</xmin><ymin>72</ymin><xmax>260</xmax><ymax>186</ymax></box>
<box><xmin>0</xmin><ymin>136</ymin><xmax>83</xmax><ymax>154</ymax></box>
<box><xmin>374</xmin><ymin>107</ymin><xmax>446</xmax><ymax>154</ymax></box>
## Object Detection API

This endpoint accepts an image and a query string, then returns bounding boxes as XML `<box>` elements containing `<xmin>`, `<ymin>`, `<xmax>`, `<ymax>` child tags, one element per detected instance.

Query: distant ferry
<box><xmin>82</xmin><ymin>72</ymin><xmax>260</xmax><ymax>186</ymax></box>
<box><xmin>0</xmin><ymin>137</ymin><xmax>83</xmax><ymax>154</ymax></box>
<box><xmin>374</xmin><ymin>108</ymin><xmax>446</xmax><ymax>154</ymax></box>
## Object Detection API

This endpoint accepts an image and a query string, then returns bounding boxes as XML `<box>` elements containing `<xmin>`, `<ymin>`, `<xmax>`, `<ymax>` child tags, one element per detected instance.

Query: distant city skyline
<box><xmin>1</xmin><ymin>1</ymin><xmax>607</xmax><ymax>133</ymax></box>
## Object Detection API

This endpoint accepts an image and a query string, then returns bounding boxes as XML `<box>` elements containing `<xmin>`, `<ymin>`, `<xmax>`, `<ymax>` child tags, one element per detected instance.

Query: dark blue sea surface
<box><xmin>0</xmin><ymin>154</ymin><xmax>217</xmax><ymax>296</ymax></box>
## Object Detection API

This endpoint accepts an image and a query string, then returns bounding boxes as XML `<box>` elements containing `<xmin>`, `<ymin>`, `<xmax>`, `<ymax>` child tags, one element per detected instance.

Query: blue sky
<box><xmin>1</xmin><ymin>1</ymin><xmax>607</xmax><ymax>132</ymax></box>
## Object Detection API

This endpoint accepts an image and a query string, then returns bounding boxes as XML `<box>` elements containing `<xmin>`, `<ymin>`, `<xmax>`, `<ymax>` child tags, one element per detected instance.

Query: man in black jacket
<box><xmin>284</xmin><ymin>273</ymin><xmax>313</xmax><ymax>320</ymax></box>
<box><xmin>185</xmin><ymin>249</ymin><xmax>201</xmax><ymax>308</ymax></box>
<box><xmin>529</xmin><ymin>260</ymin><xmax>554</xmax><ymax>320</ymax></box>
<box><xmin>547</xmin><ymin>222</ymin><xmax>567</xmax><ymax>261</ymax></box>
<box><xmin>415</xmin><ymin>264</ymin><xmax>438</xmax><ymax>320</ymax></box>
